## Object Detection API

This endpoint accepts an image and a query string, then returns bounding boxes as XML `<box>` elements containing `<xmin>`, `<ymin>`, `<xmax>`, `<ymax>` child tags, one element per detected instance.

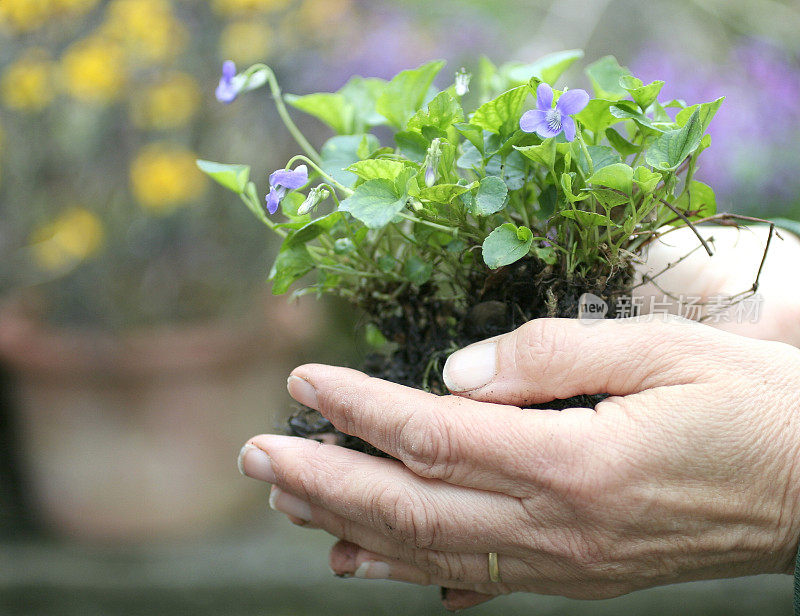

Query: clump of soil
<box><xmin>287</xmin><ymin>257</ymin><xmax>633</xmax><ymax>456</ymax></box>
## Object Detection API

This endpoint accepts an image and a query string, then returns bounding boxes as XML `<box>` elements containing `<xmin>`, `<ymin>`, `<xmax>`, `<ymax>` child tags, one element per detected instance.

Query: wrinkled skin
<box><xmin>239</xmin><ymin>226</ymin><xmax>800</xmax><ymax>610</ymax></box>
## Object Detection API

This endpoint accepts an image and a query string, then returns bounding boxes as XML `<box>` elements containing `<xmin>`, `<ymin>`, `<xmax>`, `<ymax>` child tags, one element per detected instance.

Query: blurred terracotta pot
<box><xmin>0</xmin><ymin>294</ymin><xmax>314</xmax><ymax>542</ymax></box>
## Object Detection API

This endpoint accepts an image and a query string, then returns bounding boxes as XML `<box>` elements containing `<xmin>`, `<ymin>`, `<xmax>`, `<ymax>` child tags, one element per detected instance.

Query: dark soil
<box><xmin>287</xmin><ymin>257</ymin><xmax>633</xmax><ymax>457</ymax></box>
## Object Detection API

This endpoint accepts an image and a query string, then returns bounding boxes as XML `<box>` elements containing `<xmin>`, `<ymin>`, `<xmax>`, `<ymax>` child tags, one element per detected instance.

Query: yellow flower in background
<box><xmin>0</xmin><ymin>49</ymin><xmax>56</xmax><ymax>112</ymax></box>
<box><xmin>130</xmin><ymin>143</ymin><xmax>207</xmax><ymax>213</ymax></box>
<box><xmin>60</xmin><ymin>35</ymin><xmax>126</xmax><ymax>104</ymax></box>
<box><xmin>0</xmin><ymin>0</ymin><xmax>52</xmax><ymax>33</ymax></box>
<box><xmin>219</xmin><ymin>21</ymin><xmax>272</xmax><ymax>65</ymax></box>
<box><xmin>212</xmin><ymin>0</ymin><xmax>290</xmax><ymax>16</ymax></box>
<box><xmin>30</xmin><ymin>207</ymin><xmax>105</xmax><ymax>272</ymax></box>
<box><xmin>0</xmin><ymin>0</ymin><xmax>100</xmax><ymax>33</ymax></box>
<box><xmin>296</xmin><ymin>0</ymin><xmax>353</xmax><ymax>30</ymax></box>
<box><xmin>0</xmin><ymin>121</ymin><xmax>4</xmax><ymax>185</ymax></box>
<box><xmin>131</xmin><ymin>72</ymin><xmax>201</xmax><ymax>130</ymax></box>
<box><xmin>51</xmin><ymin>0</ymin><xmax>100</xmax><ymax>14</ymax></box>
<box><xmin>103</xmin><ymin>0</ymin><xmax>186</xmax><ymax>63</ymax></box>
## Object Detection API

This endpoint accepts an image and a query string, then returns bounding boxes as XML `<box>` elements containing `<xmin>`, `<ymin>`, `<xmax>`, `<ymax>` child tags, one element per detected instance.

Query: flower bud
<box><xmin>454</xmin><ymin>68</ymin><xmax>471</xmax><ymax>97</ymax></box>
<box><xmin>297</xmin><ymin>185</ymin><xmax>330</xmax><ymax>215</ymax></box>
<box><xmin>424</xmin><ymin>166</ymin><xmax>436</xmax><ymax>188</ymax></box>
<box><xmin>423</xmin><ymin>138</ymin><xmax>441</xmax><ymax>187</ymax></box>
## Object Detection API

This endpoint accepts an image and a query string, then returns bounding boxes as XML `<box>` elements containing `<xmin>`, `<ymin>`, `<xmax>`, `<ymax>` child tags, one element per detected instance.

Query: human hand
<box><xmin>239</xmin><ymin>316</ymin><xmax>800</xmax><ymax>610</ymax></box>
<box><xmin>634</xmin><ymin>225</ymin><xmax>800</xmax><ymax>346</ymax></box>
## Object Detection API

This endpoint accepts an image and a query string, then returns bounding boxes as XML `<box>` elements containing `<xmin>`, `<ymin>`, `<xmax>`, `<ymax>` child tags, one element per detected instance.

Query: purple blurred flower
<box><xmin>633</xmin><ymin>40</ymin><xmax>800</xmax><ymax>211</ymax></box>
<box><xmin>520</xmin><ymin>83</ymin><xmax>589</xmax><ymax>141</ymax></box>
<box><xmin>216</xmin><ymin>61</ymin><xmax>238</xmax><ymax>104</ymax></box>
<box><xmin>266</xmin><ymin>165</ymin><xmax>309</xmax><ymax>215</ymax></box>
<box><xmin>542</xmin><ymin>227</ymin><xmax>557</xmax><ymax>247</ymax></box>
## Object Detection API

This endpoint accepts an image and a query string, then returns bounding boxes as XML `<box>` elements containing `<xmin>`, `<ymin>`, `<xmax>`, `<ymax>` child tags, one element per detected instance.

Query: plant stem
<box><xmin>576</xmin><ymin>127</ymin><xmax>593</xmax><ymax>177</ymax></box>
<box><xmin>251</xmin><ymin>65</ymin><xmax>321</xmax><ymax>163</ymax></box>
<box><xmin>239</xmin><ymin>193</ymin><xmax>286</xmax><ymax>237</ymax></box>
<box><xmin>285</xmin><ymin>155</ymin><xmax>353</xmax><ymax>196</ymax></box>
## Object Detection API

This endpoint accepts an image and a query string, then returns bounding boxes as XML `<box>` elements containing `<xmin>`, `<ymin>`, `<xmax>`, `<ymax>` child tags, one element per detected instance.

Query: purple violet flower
<box><xmin>542</xmin><ymin>227</ymin><xmax>558</xmax><ymax>247</ymax></box>
<box><xmin>520</xmin><ymin>83</ymin><xmax>589</xmax><ymax>141</ymax></box>
<box><xmin>265</xmin><ymin>165</ymin><xmax>309</xmax><ymax>215</ymax></box>
<box><xmin>216</xmin><ymin>61</ymin><xmax>238</xmax><ymax>104</ymax></box>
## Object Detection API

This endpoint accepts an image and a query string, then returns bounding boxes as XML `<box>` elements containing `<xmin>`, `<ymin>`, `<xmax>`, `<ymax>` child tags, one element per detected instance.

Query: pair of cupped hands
<box><xmin>239</xmin><ymin>226</ymin><xmax>800</xmax><ymax>611</ymax></box>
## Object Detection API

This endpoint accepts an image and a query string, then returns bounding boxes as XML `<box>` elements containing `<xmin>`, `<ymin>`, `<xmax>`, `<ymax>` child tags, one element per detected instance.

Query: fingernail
<box><xmin>353</xmin><ymin>560</ymin><xmax>390</xmax><ymax>579</ymax></box>
<box><xmin>287</xmin><ymin>375</ymin><xmax>318</xmax><ymax>409</ymax></box>
<box><xmin>269</xmin><ymin>486</ymin><xmax>312</xmax><ymax>522</ymax></box>
<box><xmin>442</xmin><ymin>342</ymin><xmax>497</xmax><ymax>392</ymax></box>
<box><xmin>237</xmin><ymin>444</ymin><xmax>277</xmax><ymax>483</ymax></box>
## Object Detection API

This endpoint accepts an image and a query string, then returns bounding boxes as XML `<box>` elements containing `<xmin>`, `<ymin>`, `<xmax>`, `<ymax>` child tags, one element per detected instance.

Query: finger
<box><xmin>441</xmin><ymin>314</ymin><xmax>722</xmax><ymax>405</ymax></box>
<box><xmin>635</xmin><ymin>225</ymin><xmax>800</xmax><ymax>347</ymax></box>
<box><xmin>285</xmin><ymin>365</ymin><xmax>584</xmax><ymax>491</ymax></box>
<box><xmin>269</xmin><ymin>484</ymin><xmax>536</xmax><ymax>581</ymax></box>
<box><xmin>328</xmin><ymin>539</ymin><xmax>521</xmax><ymax>592</ymax></box>
<box><xmin>242</xmin><ymin>434</ymin><xmax>531</xmax><ymax>551</ymax></box>
<box><xmin>440</xmin><ymin>588</ymin><xmax>495</xmax><ymax>611</ymax></box>
<box><xmin>328</xmin><ymin>540</ymin><xmax>624</xmax><ymax>599</ymax></box>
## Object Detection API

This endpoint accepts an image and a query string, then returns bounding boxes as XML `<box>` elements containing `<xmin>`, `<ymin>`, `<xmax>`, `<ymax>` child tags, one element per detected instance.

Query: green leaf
<box><xmin>560</xmin><ymin>209</ymin><xmax>616</xmax><ymax>227</ymax></box>
<box><xmin>454</xmin><ymin>123</ymin><xmax>485</xmax><ymax>154</ymax></box>
<box><xmin>472</xmin><ymin>176</ymin><xmax>508</xmax><ymax>215</ymax></box>
<box><xmin>346</xmin><ymin>159</ymin><xmax>409</xmax><ymax>183</ymax></box>
<box><xmin>501</xmin><ymin>49</ymin><xmax>584</xmax><ymax>86</ymax></box>
<box><xmin>394</xmin><ymin>130</ymin><xmax>429</xmax><ymax>163</ymax></box>
<box><xmin>471</xmin><ymin>85</ymin><xmax>529</xmax><ymax>135</ymax></box>
<box><xmin>533</xmin><ymin>244</ymin><xmax>558</xmax><ymax>265</ymax></box>
<box><xmin>269</xmin><ymin>243</ymin><xmax>313</xmax><ymax>295</ymax></box>
<box><xmin>604</xmin><ymin>128</ymin><xmax>640</xmax><ymax>156</ymax></box>
<box><xmin>585</xmin><ymin>56</ymin><xmax>631</xmax><ymax>101</ymax></box>
<box><xmin>338</xmin><ymin>178</ymin><xmax>406</xmax><ymax>228</ymax></box>
<box><xmin>482</xmin><ymin>223</ymin><xmax>533</xmax><ymax>269</ymax></box>
<box><xmin>376</xmin><ymin>60</ymin><xmax>446</xmax><ymax>128</ymax></box>
<box><xmin>285</xmin><ymin>93</ymin><xmax>352</xmax><ymax>135</ymax></box>
<box><xmin>582</xmin><ymin>188</ymin><xmax>629</xmax><ymax>209</ymax></box>
<box><xmin>645</xmin><ymin>109</ymin><xmax>702</xmax><ymax>171</ymax></box>
<box><xmin>320</xmin><ymin>134</ymin><xmax>380</xmax><ymax>187</ymax></box>
<box><xmin>377</xmin><ymin>255</ymin><xmax>396</xmax><ymax>272</ymax></box>
<box><xmin>576</xmin><ymin>145</ymin><xmax>621</xmax><ymax>177</ymax></box>
<box><xmin>619</xmin><ymin>75</ymin><xmax>664</xmax><ymax>110</ymax></box>
<box><xmin>632</xmin><ymin>166</ymin><xmax>662</xmax><ymax>194</ymax></box>
<box><xmin>407</xmin><ymin>91</ymin><xmax>464</xmax><ymax>132</ymax></box>
<box><xmin>276</xmin><ymin>192</ymin><xmax>308</xmax><ymax>223</ymax></box>
<box><xmin>586</xmin><ymin>162</ymin><xmax>633</xmax><ymax>194</ymax></box>
<box><xmin>418</xmin><ymin>182</ymin><xmax>475</xmax><ymax>204</ymax></box>
<box><xmin>339</xmin><ymin>76</ymin><xmax>387</xmax><ymax>128</ymax></box>
<box><xmin>560</xmin><ymin>173</ymin><xmax>589</xmax><ymax>203</ymax></box>
<box><xmin>364</xmin><ymin>322</ymin><xmax>388</xmax><ymax>348</ymax></box>
<box><xmin>610</xmin><ymin>102</ymin><xmax>666</xmax><ymax>133</ymax></box>
<box><xmin>675</xmin><ymin>96</ymin><xmax>724</xmax><ymax>132</ymax></box>
<box><xmin>241</xmin><ymin>181</ymin><xmax>269</xmax><ymax>223</ymax></box>
<box><xmin>487</xmin><ymin>150</ymin><xmax>526</xmax><ymax>191</ymax></box>
<box><xmin>515</xmin><ymin>138</ymin><xmax>557</xmax><ymax>168</ymax></box>
<box><xmin>403</xmin><ymin>255</ymin><xmax>433</xmax><ymax>285</ymax></box>
<box><xmin>575</xmin><ymin>99</ymin><xmax>617</xmax><ymax>136</ymax></box>
<box><xmin>288</xmin><ymin>211</ymin><xmax>342</xmax><ymax>245</ymax></box>
<box><xmin>537</xmin><ymin>184</ymin><xmax>557</xmax><ymax>216</ymax></box>
<box><xmin>196</xmin><ymin>159</ymin><xmax>250</xmax><ymax>193</ymax></box>
<box><xmin>674</xmin><ymin>180</ymin><xmax>716</xmax><ymax>221</ymax></box>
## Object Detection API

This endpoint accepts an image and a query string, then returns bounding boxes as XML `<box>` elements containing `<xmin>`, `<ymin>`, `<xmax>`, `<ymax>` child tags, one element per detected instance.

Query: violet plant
<box><xmin>198</xmin><ymin>51</ymin><xmax>723</xmax><ymax>303</ymax></box>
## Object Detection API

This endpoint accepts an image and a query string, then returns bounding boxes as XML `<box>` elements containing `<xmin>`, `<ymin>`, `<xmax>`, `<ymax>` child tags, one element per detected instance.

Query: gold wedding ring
<box><xmin>488</xmin><ymin>552</ymin><xmax>502</xmax><ymax>583</ymax></box>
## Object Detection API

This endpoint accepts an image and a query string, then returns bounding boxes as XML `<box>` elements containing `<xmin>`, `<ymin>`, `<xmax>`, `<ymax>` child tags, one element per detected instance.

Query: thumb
<box><xmin>442</xmin><ymin>315</ymin><xmax>710</xmax><ymax>406</ymax></box>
